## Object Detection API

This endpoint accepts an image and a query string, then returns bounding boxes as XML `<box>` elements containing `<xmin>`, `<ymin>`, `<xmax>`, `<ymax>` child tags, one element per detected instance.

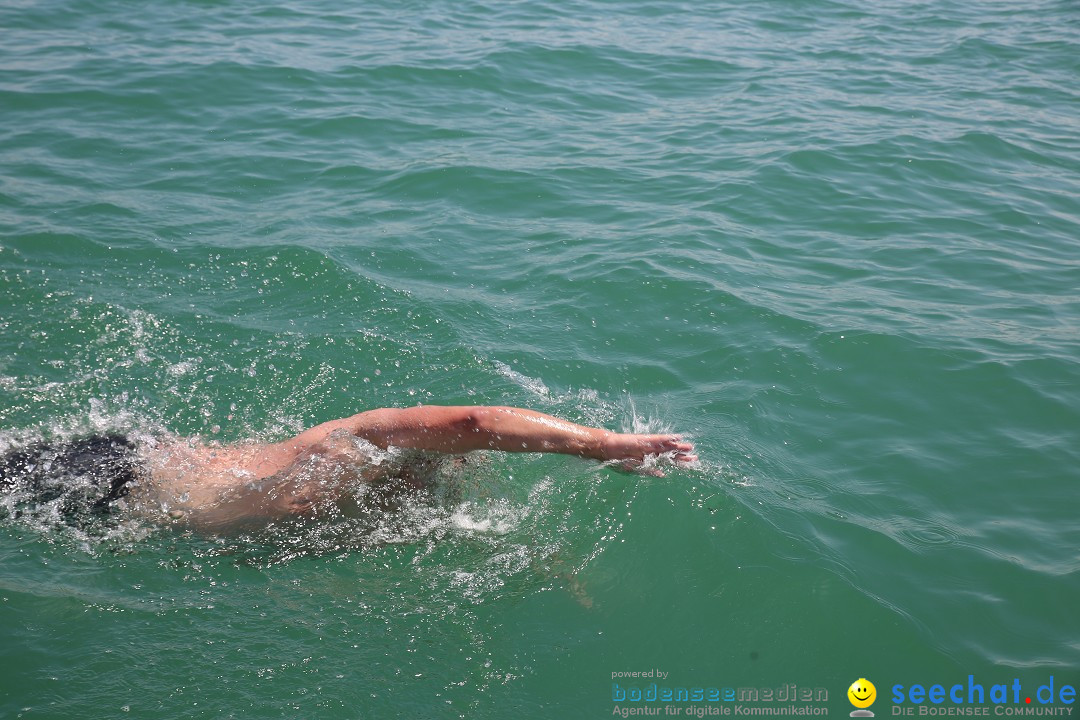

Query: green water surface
<box><xmin>1</xmin><ymin>0</ymin><xmax>1078</xmax><ymax>717</ymax></box>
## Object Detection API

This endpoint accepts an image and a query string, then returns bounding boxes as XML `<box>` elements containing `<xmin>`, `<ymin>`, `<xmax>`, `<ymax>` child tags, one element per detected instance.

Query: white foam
<box><xmin>450</xmin><ymin>497</ymin><xmax>525</xmax><ymax>535</ymax></box>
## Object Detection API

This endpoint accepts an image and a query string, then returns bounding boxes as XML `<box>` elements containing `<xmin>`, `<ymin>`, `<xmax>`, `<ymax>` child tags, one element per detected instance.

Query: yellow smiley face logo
<box><xmin>848</xmin><ymin>679</ymin><xmax>877</xmax><ymax>709</ymax></box>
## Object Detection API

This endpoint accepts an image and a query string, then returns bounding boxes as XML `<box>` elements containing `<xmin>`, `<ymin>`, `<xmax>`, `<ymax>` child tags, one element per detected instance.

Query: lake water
<box><xmin>1</xmin><ymin>0</ymin><xmax>1078</xmax><ymax>717</ymax></box>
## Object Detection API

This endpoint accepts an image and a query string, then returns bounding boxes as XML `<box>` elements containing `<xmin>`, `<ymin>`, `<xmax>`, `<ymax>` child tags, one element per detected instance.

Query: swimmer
<box><xmin>1</xmin><ymin>405</ymin><xmax>696</xmax><ymax>531</ymax></box>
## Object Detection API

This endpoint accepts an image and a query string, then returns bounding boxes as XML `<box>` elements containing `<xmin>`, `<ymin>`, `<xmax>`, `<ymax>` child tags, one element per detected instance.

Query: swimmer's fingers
<box><xmin>644</xmin><ymin>434</ymin><xmax>694</xmax><ymax>456</ymax></box>
<box><xmin>611</xmin><ymin>449</ymin><xmax>698</xmax><ymax>477</ymax></box>
<box><xmin>602</xmin><ymin>433</ymin><xmax>695</xmax><ymax>462</ymax></box>
<box><xmin>656</xmin><ymin>437</ymin><xmax>697</xmax><ymax>465</ymax></box>
<box><xmin>661</xmin><ymin>437</ymin><xmax>695</xmax><ymax>454</ymax></box>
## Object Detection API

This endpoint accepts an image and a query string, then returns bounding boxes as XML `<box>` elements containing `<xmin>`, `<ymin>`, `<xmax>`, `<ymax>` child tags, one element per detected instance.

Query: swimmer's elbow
<box><xmin>414</xmin><ymin>406</ymin><xmax>486</xmax><ymax>447</ymax></box>
<box><xmin>368</xmin><ymin>406</ymin><xmax>489</xmax><ymax>452</ymax></box>
<box><xmin>468</xmin><ymin>406</ymin><xmax>518</xmax><ymax>434</ymax></box>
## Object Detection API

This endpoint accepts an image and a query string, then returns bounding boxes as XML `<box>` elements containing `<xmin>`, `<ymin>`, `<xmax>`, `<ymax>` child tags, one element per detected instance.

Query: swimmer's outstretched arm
<box><xmin>281</xmin><ymin>406</ymin><xmax>696</xmax><ymax>465</ymax></box>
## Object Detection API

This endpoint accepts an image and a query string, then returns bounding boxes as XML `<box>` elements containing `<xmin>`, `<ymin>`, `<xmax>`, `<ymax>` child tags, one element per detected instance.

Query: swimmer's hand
<box><xmin>601</xmin><ymin>433</ymin><xmax>697</xmax><ymax>476</ymax></box>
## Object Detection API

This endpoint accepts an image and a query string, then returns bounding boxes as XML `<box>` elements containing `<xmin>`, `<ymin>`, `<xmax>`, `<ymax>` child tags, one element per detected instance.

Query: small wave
<box><xmin>891</xmin><ymin>517</ymin><xmax>962</xmax><ymax>550</ymax></box>
<box><xmin>493</xmin><ymin>359</ymin><xmax>551</xmax><ymax>399</ymax></box>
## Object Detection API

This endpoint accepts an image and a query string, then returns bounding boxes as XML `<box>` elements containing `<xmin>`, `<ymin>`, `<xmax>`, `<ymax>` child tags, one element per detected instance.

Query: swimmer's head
<box><xmin>0</xmin><ymin>435</ymin><xmax>139</xmax><ymax>516</ymax></box>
